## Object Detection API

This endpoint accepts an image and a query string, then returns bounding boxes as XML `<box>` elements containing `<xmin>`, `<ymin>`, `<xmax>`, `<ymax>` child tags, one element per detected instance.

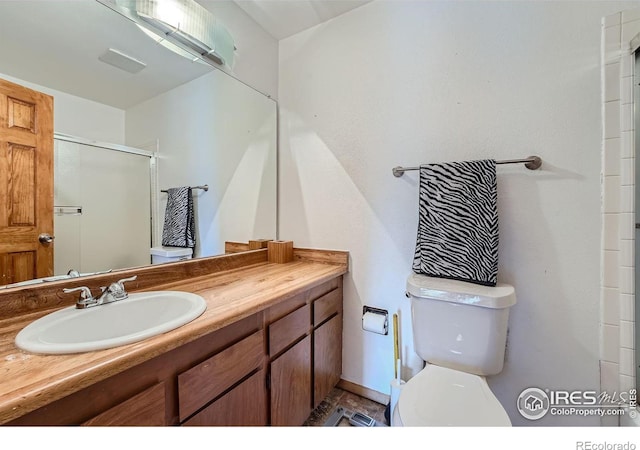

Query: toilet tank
<box><xmin>406</xmin><ymin>274</ymin><xmax>516</xmax><ymax>376</ymax></box>
<box><xmin>150</xmin><ymin>246</ymin><xmax>193</xmax><ymax>264</ymax></box>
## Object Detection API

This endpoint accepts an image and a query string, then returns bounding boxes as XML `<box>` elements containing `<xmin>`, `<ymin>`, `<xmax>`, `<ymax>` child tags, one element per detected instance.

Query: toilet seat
<box><xmin>394</xmin><ymin>363</ymin><xmax>511</xmax><ymax>426</ymax></box>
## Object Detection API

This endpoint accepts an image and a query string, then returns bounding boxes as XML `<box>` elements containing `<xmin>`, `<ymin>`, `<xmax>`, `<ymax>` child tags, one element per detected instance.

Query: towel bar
<box><xmin>161</xmin><ymin>184</ymin><xmax>209</xmax><ymax>193</ymax></box>
<box><xmin>392</xmin><ymin>156</ymin><xmax>542</xmax><ymax>177</ymax></box>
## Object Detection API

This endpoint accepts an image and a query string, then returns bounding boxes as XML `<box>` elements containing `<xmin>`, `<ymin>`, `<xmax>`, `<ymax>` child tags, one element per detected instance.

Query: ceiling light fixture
<box><xmin>110</xmin><ymin>0</ymin><xmax>235</xmax><ymax>67</ymax></box>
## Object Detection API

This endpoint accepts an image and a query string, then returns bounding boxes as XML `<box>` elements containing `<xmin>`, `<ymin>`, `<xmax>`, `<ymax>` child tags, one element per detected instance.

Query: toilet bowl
<box><xmin>392</xmin><ymin>363</ymin><xmax>511</xmax><ymax>426</ymax></box>
<box><xmin>393</xmin><ymin>274</ymin><xmax>516</xmax><ymax>426</ymax></box>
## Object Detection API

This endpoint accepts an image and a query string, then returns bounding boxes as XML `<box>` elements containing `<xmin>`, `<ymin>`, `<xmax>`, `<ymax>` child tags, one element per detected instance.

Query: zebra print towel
<box><xmin>161</xmin><ymin>187</ymin><xmax>195</xmax><ymax>249</ymax></box>
<box><xmin>412</xmin><ymin>159</ymin><xmax>498</xmax><ymax>286</ymax></box>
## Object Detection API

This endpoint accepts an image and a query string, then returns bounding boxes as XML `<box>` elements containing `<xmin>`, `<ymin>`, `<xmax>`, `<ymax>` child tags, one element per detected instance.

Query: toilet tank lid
<box><xmin>406</xmin><ymin>273</ymin><xmax>516</xmax><ymax>309</ymax></box>
<box><xmin>150</xmin><ymin>246</ymin><xmax>193</xmax><ymax>257</ymax></box>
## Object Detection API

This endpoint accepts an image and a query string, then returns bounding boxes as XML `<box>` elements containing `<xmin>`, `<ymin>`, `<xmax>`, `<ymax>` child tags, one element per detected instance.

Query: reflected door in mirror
<box><xmin>0</xmin><ymin>78</ymin><xmax>53</xmax><ymax>284</ymax></box>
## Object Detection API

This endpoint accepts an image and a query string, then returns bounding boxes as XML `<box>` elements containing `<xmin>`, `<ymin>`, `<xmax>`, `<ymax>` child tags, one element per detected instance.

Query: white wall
<box><xmin>0</xmin><ymin>72</ymin><xmax>125</xmax><ymax>144</ymax></box>
<box><xmin>125</xmin><ymin>69</ymin><xmax>277</xmax><ymax>258</ymax></box>
<box><xmin>279</xmin><ymin>0</ymin><xmax>637</xmax><ymax>426</ymax></box>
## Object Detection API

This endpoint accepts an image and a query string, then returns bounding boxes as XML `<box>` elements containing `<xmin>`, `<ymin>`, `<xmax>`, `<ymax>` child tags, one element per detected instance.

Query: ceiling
<box><xmin>0</xmin><ymin>1</ymin><xmax>370</xmax><ymax>110</ymax></box>
<box><xmin>232</xmin><ymin>0</ymin><xmax>372</xmax><ymax>40</ymax></box>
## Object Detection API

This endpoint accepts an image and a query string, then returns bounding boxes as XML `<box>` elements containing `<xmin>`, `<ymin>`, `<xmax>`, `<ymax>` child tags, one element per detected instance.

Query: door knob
<box><xmin>38</xmin><ymin>233</ymin><xmax>55</xmax><ymax>244</ymax></box>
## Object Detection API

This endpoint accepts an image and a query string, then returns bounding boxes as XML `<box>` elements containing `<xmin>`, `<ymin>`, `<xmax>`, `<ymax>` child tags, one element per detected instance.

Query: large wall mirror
<box><xmin>0</xmin><ymin>1</ymin><xmax>277</xmax><ymax>287</ymax></box>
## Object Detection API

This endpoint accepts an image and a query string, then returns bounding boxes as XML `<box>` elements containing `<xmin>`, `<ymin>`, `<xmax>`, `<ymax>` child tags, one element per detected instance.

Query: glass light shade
<box><xmin>136</xmin><ymin>24</ymin><xmax>204</xmax><ymax>64</ymax></box>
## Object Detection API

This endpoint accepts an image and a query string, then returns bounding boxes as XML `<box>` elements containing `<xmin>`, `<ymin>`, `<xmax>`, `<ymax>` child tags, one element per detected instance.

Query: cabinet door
<box><xmin>270</xmin><ymin>334</ymin><xmax>311</xmax><ymax>426</ymax></box>
<box><xmin>313</xmin><ymin>314</ymin><xmax>342</xmax><ymax>408</ymax></box>
<box><xmin>182</xmin><ymin>369</ymin><xmax>267</xmax><ymax>426</ymax></box>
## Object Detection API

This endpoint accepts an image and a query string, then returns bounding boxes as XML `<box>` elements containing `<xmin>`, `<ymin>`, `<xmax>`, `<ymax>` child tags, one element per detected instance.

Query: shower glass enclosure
<box><xmin>53</xmin><ymin>136</ymin><xmax>152</xmax><ymax>276</ymax></box>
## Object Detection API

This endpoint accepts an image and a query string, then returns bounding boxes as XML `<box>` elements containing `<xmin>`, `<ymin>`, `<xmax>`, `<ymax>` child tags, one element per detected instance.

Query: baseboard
<box><xmin>337</xmin><ymin>379</ymin><xmax>390</xmax><ymax>405</ymax></box>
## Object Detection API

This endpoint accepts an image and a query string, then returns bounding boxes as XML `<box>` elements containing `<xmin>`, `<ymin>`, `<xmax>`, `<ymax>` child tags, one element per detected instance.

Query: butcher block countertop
<box><xmin>0</xmin><ymin>246</ymin><xmax>348</xmax><ymax>424</ymax></box>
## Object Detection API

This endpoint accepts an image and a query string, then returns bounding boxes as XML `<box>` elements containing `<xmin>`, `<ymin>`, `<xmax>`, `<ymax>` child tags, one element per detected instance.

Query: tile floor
<box><xmin>303</xmin><ymin>387</ymin><xmax>389</xmax><ymax>427</ymax></box>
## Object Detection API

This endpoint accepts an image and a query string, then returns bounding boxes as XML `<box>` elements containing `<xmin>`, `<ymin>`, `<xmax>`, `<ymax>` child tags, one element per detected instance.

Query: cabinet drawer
<box><xmin>313</xmin><ymin>288</ymin><xmax>341</xmax><ymax>326</ymax></box>
<box><xmin>82</xmin><ymin>382</ymin><xmax>166</xmax><ymax>426</ymax></box>
<box><xmin>178</xmin><ymin>330</ymin><xmax>264</xmax><ymax>421</ymax></box>
<box><xmin>269</xmin><ymin>304</ymin><xmax>310</xmax><ymax>356</ymax></box>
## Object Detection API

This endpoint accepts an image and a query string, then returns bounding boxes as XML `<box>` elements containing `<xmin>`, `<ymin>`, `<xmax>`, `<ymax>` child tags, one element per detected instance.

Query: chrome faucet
<box><xmin>63</xmin><ymin>275</ymin><xmax>138</xmax><ymax>309</ymax></box>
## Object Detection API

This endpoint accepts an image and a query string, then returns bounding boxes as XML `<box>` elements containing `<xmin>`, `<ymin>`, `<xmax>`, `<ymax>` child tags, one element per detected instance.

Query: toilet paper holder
<box><xmin>362</xmin><ymin>306</ymin><xmax>389</xmax><ymax>335</ymax></box>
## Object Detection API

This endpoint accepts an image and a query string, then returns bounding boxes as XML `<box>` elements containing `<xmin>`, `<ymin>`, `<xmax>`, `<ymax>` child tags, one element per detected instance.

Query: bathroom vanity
<box><xmin>0</xmin><ymin>245</ymin><xmax>347</xmax><ymax>426</ymax></box>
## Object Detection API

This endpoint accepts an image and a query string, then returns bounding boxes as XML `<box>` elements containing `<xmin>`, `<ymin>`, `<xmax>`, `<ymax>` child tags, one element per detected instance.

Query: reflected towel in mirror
<box><xmin>162</xmin><ymin>187</ymin><xmax>195</xmax><ymax>249</ymax></box>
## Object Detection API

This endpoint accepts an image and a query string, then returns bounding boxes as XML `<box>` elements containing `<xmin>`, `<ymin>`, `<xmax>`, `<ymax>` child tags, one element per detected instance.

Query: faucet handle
<box><xmin>115</xmin><ymin>275</ymin><xmax>137</xmax><ymax>291</ymax></box>
<box><xmin>63</xmin><ymin>286</ymin><xmax>93</xmax><ymax>300</ymax></box>
<box><xmin>108</xmin><ymin>275</ymin><xmax>137</xmax><ymax>300</ymax></box>
<box><xmin>63</xmin><ymin>286</ymin><xmax>99</xmax><ymax>308</ymax></box>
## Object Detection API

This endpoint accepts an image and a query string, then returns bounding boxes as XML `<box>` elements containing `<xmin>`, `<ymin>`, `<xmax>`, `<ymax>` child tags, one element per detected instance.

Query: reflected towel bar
<box><xmin>161</xmin><ymin>184</ymin><xmax>209</xmax><ymax>193</ymax></box>
<box><xmin>392</xmin><ymin>156</ymin><xmax>542</xmax><ymax>177</ymax></box>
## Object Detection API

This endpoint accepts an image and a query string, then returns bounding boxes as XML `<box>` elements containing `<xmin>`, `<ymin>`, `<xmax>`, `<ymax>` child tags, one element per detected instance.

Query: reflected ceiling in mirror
<box><xmin>0</xmin><ymin>1</ymin><xmax>213</xmax><ymax>109</ymax></box>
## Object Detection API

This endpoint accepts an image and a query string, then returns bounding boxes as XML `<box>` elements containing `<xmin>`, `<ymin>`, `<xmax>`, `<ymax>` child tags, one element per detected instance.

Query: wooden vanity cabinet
<box><xmin>7</xmin><ymin>276</ymin><xmax>343</xmax><ymax>427</ymax></box>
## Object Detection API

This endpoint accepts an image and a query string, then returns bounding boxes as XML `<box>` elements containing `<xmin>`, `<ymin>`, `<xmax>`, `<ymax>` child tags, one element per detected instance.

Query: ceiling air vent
<box><xmin>98</xmin><ymin>48</ymin><xmax>147</xmax><ymax>74</ymax></box>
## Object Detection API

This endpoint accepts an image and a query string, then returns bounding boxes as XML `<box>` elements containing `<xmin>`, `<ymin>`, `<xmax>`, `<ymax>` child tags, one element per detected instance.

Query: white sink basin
<box><xmin>15</xmin><ymin>291</ymin><xmax>207</xmax><ymax>354</ymax></box>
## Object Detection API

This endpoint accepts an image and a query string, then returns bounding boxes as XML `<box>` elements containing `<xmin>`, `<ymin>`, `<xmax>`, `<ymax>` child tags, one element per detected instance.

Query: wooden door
<box><xmin>0</xmin><ymin>78</ymin><xmax>54</xmax><ymax>285</ymax></box>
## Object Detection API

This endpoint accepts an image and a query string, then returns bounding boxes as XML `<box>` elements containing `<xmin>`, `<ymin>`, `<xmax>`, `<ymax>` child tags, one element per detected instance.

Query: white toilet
<box><xmin>392</xmin><ymin>273</ymin><xmax>516</xmax><ymax>426</ymax></box>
